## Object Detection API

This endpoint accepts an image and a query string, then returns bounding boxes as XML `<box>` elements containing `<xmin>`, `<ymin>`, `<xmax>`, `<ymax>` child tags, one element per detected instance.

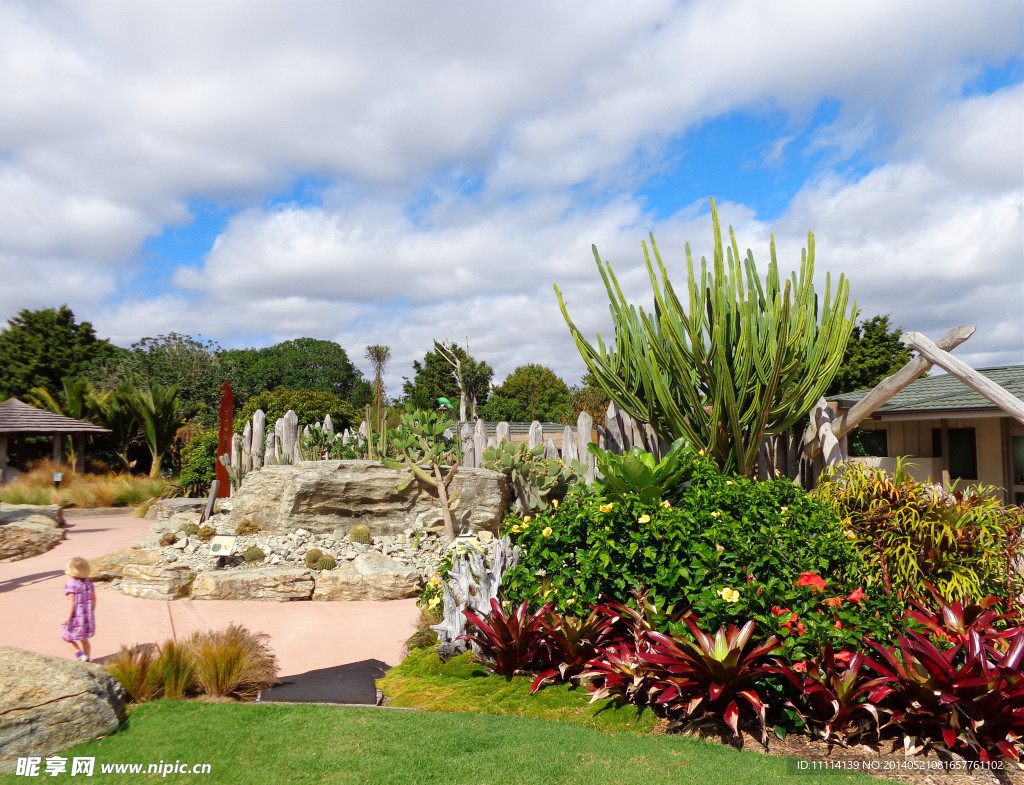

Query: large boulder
<box><xmin>120</xmin><ymin>564</ymin><xmax>194</xmax><ymax>600</ymax></box>
<box><xmin>312</xmin><ymin>552</ymin><xmax>419</xmax><ymax>601</ymax></box>
<box><xmin>0</xmin><ymin>504</ymin><xmax>64</xmax><ymax>527</ymax></box>
<box><xmin>144</xmin><ymin>497</ymin><xmax>209</xmax><ymax>521</ymax></box>
<box><xmin>0</xmin><ymin>648</ymin><xmax>127</xmax><ymax>773</ymax></box>
<box><xmin>0</xmin><ymin>522</ymin><xmax>63</xmax><ymax>563</ymax></box>
<box><xmin>224</xmin><ymin>460</ymin><xmax>509</xmax><ymax>537</ymax></box>
<box><xmin>191</xmin><ymin>567</ymin><xmax>314</xmax><ymax>601</ymax></box>
<box><xmin>88</xmin><ymin>549</ymin><xmax>162</xmax><ymax>581</ymax></box>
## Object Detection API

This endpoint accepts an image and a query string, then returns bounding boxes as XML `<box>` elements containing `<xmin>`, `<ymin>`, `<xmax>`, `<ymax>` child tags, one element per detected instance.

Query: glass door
<box><xmin>1012</xmin><ymin>434</ymin><xmax>1024</xmax><ymax>505</ymax></box>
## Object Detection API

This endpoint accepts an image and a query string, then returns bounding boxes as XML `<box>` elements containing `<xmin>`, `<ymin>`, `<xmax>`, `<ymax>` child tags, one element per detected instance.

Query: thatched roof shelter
<box><xmin>0</xmin><ymin>398</ymin><xmax>110</xmax><ymax>483</ymax></box>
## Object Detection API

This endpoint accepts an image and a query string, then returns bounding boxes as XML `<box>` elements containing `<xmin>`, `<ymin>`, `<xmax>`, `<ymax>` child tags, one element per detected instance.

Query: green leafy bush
<box><xmin>588</xmin><ymin>437</ymin><xmax>692</xmax><ymax>504</ymax></box>
<box><xmin>235</xmin><ymin>386</ymin><xmax>358</xmax><ymax>434</ymax></box>
<box><xmin>178</xmin><ymin>427</ymin><xmax>219</xmax><ymax>496</ymax></box>
<box><xmin>503</xmin><ymin>451</ymin><xmax>904</xmax><ymax>657</ymax></box>
<box><xmin>813</xmin><ymin>460</ymin><xmax>1024</xmax><ymax>606</ymax></box>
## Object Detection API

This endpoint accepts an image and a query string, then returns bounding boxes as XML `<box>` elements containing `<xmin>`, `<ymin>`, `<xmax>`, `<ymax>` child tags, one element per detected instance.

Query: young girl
<box><xmin>61</xmin><ymin>557</ymin><xmax>96</xmax><ymax>662</ymax></box>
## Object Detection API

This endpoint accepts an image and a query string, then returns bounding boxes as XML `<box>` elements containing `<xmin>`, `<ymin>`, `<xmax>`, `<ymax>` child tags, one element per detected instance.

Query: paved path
<box><xmin>0</xmin><ymin>512</ymin><xmax>420</xmax><ymax>676</ymax></box>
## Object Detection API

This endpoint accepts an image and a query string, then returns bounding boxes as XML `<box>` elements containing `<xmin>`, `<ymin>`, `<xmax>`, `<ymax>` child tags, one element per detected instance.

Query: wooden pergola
<box><xmin>0</xmin><ymin>398</ymin><xmax>110</xmax><ymax>484</ymax></box>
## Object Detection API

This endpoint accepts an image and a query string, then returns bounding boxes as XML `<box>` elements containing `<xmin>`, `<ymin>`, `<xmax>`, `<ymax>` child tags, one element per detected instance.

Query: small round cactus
<box><xmin>243</xmin><ymin>546</ymin><xmax>266</xmax><ymax>563</ymax></box>
<box><xmin>159</xmin><ymin>531</ymin><xmax>178</xmax><ymax>547</ymax></box>
<box><xmin>197</xmin><ymin>525</ymin><xmax>216</xmax><ymax>542</ymax></box>
<box><xmin>178</xmin><ymin>523</ymin><xmax>200</xmax><ymax>536</ymax></box>
<box><xmin>235</xmin><ymin>518</ymin><xmax>260</xmax><ymax>536</ymax></box>
<box><xmin>304</xmin><ymin>548</ymin><xmax>324</xmax><ymax>568</ymax></box>
<box><xmin>316</xmin><ymin>555</ymin><xmax>337</xmax><ymax>571</ymax></box>
<box><xmin>348</xmin><ymin>524</ymin><xmax>372</xmax><ymax>545</ymax></box>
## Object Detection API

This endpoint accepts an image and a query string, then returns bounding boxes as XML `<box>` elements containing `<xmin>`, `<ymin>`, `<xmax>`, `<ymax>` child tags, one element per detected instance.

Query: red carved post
<box><xmin>216</xmin><ymin>382</ymin><xmax>234</xmax><ymax>498</ymax></box>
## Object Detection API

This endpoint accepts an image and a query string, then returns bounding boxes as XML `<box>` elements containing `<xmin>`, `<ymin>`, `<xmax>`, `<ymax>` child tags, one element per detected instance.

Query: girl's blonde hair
<box><xmin>66</xmin><ymin>557</ymin><xmax>91</xmax><ymax>579</ymax></box>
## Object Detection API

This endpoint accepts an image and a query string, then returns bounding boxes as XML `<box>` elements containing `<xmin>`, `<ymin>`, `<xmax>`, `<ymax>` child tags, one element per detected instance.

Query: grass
<box><xmin>8</xmin><ymin>700</ymin><xmax>894</xmax><ymax>785</ymax></box>
<box><xmin>0</xmin><ymin>459</ymin><xmax>174</xmax><ymax>508</ymax></box>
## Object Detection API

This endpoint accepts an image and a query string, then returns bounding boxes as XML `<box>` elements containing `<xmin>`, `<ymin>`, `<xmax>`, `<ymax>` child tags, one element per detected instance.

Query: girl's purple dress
<box><xmin>62</xmin><ymin>577</ymin><xmax>95</xmax><ymax>642</ymax></box>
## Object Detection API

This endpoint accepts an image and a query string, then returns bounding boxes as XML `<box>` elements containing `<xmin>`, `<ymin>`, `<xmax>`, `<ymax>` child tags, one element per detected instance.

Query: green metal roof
<box><xmin>830</xmin><ymin>365</ymin><xmax>1024</xmax><ymax>416</ymax></box>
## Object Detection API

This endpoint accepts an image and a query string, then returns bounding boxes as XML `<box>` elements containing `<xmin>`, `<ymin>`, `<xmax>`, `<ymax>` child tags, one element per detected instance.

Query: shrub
<box><xmin>503</xmin><ymin>451</ymin><xmax>904</xmax><ymax>656</ymax></box>
<box><xmin>316</xmin><ymin>555</ymin><xmax>337</xmax><ymax>570</ymax></box>
<box><xmin>186</xmin><ymin>624</ymin><xmax>279</xmax><ymax>700</ymax></box>
<box><xmin>304</xmin><ymin>548</ymin><xmax>323</xmax><ymax>568</ymax></box>
<box><xmin>159</xmin><ymin>532</ymin><xmax>178</xmax><ymax>547</ymax></box>
<box><xmin>406</xmin><ymin>606</ymin><xmax>442</xmax><ymax>651</ymax></box>
<box><xmin>461</xmin><ymin>599</ymin><xmax>552</xmax><ymax>677</ymax></box>
<box><xmin>588</xmin><ymin>438</ymin><xmax>693</xmax><ymax>504</ymax></box>
<box><xmin>178</xmin><ymin>427</ymin><xmax>219</xmax><ymax>497</ymax></box>
<box><xmin>243</xmin><ymin>546</ymin><xmax>266</xmax><ymax>563</ymax></box>
<box><xmin>150</xmin><ymin>639</ymin><xmax>195</xmax><ymax>700</ymax></box>
<box><xmin>104</xmin><ymin>644</ymin><xmax>161</xmax><ymax>702</ymax></box>
<box><xmin>235</xmin><ymin>518</ymin><xmax>260</xmax><ymax>536</ymax></box>
<box><xmin>348</xmin><ymin>525</ymin><xmax>371</xmax><ymax>545</ymax></box>
<box><xmin>813</xmin><ymin>460</ymin><xmax>1024</xmax><ymax>606</ymax></box>
<box><xmin>196</xmin><ymin>525</ymin><xmax>216</xmax><ymax>542</ymax></box>
<box><xmin>235</xmin><ymin>387</ymin><xmax>358</xmax><ymax>435</ymax></box>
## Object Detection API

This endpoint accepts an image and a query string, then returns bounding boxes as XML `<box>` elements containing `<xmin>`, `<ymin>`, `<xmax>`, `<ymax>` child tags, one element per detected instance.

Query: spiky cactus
<box><xmin>482</xmin><ymin>440</ymin><xmax>585</xmax><ymax>515</ymax></box>
<box><xmin>555</xmin><ymin>198</ymin><xmax>856</xmax><ymax>477</ymax></box>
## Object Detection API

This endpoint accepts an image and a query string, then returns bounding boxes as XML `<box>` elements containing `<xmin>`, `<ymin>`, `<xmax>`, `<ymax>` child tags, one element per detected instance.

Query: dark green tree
<box><xmin>568</xmin><ymin>371</ymin><xmax>609</xmax><ymax>427</ymax></box>
<box><xmin>247</xmin><ymin>338</ymin><xmax>366</xmax><ymax>400</ymax></box>
<box><xmin>235</xmin><ymin>387</ymin><xmax>359</xmax><ymax>433</ymax></box>
<box><xmin>0</xmin><ymin>306</ymin><xmax>117</xmax><ymax>399</ymax></box>
<box><xmin>482</xmin><ymin>364</ymin><xmax>571</xmax><ymax>422</ymax></box>
<box><xmin>826</xmin><ymin>314</ymin><xmax>915</xmax><ymax>396</ymax></box>
<box><xmin>402</xmin><ymin>343</ymin><xmax>493</xmax><ymax>416</ymax></box>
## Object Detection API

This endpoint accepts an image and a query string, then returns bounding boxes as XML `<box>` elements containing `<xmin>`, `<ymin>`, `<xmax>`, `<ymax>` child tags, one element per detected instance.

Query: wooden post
<box><xmin>216</xmin><ymin>382</ymin><xmax>234</xmax><ymax>498</ymax></box>
<box><xmin>251</xmin><ymin>409</ymin><xmax>266</xmax><ymax>470</ymax></box>
<box><xmin>939</xmin><ymin>418</ymin><xmax>951</xmax><ymax>489</ymax></box>
<box><xmin>528</xmin><ymin>421</ymin><xmax>543</xmax><ymax>449</ymax></box>
<box><xmin>496</xmin><ymin>421</ymin><xmax>511</xmax><ymax>444</ymax></box>
<box><xmin>52</xmin><ymin>433</ymin><xmax>63</xmax><ymax>464</ymax></box>
<box><xmin>902</xmin><ymin>331</ymin><xmax>1024</xmax><ymax>425</ymax></box>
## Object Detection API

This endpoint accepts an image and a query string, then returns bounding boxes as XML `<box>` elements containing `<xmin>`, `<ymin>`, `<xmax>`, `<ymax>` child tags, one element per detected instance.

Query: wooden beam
<box><xmin>805</xmin><ymin>325</ymin><xmax>975</xmax><ymax>460</ymax></box>
<box><xmin>902</xmin><ymin>331</ymin><xmax>1024</xmax><ymax>426</ymax></box>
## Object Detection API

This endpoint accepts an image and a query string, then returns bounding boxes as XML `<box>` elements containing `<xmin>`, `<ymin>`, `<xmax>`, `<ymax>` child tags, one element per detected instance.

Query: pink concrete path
<box><xmin>0</xmin><ymin>512</ymin><xmax>420</xmax><ymax>675</ymax></box>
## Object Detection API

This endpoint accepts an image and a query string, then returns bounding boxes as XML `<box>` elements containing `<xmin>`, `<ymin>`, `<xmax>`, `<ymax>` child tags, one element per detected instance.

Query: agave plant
<box><xmin>640</xmin><ymin>618</ymin><xmax>781</xmax><ymax>741</ymax></box>
<box><xmin>776</xmin><ymin>646</ymin><xmax>886</xmax><ymax>744</ymax></box>
<box><xmin>461</xmin><ymin>598</ymin><xmax>551</xmax><ymax>677</ymax></box>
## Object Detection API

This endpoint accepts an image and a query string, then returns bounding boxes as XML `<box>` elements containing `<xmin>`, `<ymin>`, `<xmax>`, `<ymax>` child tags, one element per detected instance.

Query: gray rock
<box><xmin>144</xmin><ymin>497</ymin><xmax>208</xmax><ymax>520</ymax></box>
<box><xmin>0</xmin><ymin>648</ymin><xmax>127</xmax><ymax>773</ymax></box>
<box><xmin>87</xmin><ymin>549</ymin><xmax>163</xmax><ymax>581</ymax></box>
<box><xmin>312</xmin><ymin>552</ymin><xmax>419</xmax><ymax>601</ymax></box>
<box><xmin>224</xmin><ymin>461</ymin><xmax>508</xmax><ymax>537</ymax></box>
<box><xmin>0</xmin><ymin>521</ymin><xmax>64</xmax><ymax>563</ymax></box>
<box><xmin>120</xmin><ymin>564</ymin><xmax>194</xmax><ymax>600</ymax></box>
<box><xmin>191</xmin><ymin>567</ymin><xmax>314</xmax><ymax>601</ymax></box>
<box><xmin>0</xmin><ymin>503</ymin><xmax>64</xmax><ymax>527</ymax></box>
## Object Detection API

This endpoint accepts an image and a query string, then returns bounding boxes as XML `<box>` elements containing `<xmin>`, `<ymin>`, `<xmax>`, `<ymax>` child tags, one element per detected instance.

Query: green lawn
<box><xmin>3</xmin><ymin>700</ymin><xmax>898</xmax><ymax>785</ymax></box>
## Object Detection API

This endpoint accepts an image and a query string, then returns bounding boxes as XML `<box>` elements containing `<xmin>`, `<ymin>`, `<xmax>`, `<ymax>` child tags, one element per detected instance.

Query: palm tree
<box><xmin>131</xmin><ymin>382</ymin><xmax>199</xmax><ymax>478</ymax></box>
<box><xmin>89</xmin><ymin>383</ymin><xmax>141</xmax><ymax>472</ymax></box>
<box><xmin>365</xmin><ymin>345</ymin><xmax>391</xmax><ymax>437</ymax></box>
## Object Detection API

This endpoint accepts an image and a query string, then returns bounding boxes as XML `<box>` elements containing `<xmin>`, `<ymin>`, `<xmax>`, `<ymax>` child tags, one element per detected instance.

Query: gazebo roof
<box><xmin>0</xmin><ymin>398</ymin><xmax>111</xmax><ymax>435</ymax></box>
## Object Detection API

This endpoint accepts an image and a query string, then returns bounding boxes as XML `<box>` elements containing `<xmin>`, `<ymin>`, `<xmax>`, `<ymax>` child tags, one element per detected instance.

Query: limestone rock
<box><xmin>120</xmin><ymin>564</ymin><xmax>194</xmax><ymax>600</ymax></box>
<box><xmin>0</xmin><ymin>503</ymin><xmax>64</xmax><ymax>527</ymax></box>
<box><xmin>225</xmin><ymin>460</ymin><xmax>509</xmax><ymax>536</ymax></box>
<box><xmin>144</xmin><ymin>498</ymin><xmax>209</xmax><ymax>521</ymax></box>
<box><xmin>0</xmin><ymin>648</ymin><xmax>127</xmax><ymax>773</ymax></box>
<box><xmin>88</xmin><ymin>549</ymin><xmax>162</xmax><ymax>581</ymax></box>
<box><xmin>312</xmin><ymin>552</ymin><xmax>419</xmax><ymax>601</ymax></box>
<box><xmin>0</xmin><ymin>521</ymin><xmax>64</xmax><ymax>563</ymax></box>
<box><xmin>191</xmin><ymin>567</ymin><xmax>314</xmax><ymax>601</ymax></box>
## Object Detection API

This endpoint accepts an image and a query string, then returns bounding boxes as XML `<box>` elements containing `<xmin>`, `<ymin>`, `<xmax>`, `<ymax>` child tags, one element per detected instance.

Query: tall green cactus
<box><xmin>554</xmin><ymin>198</ymin><xmax>857</xmax><ymax>477</ymax></box>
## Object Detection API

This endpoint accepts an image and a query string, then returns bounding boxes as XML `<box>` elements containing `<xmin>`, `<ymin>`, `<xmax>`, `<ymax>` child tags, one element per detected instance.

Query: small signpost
<box><xmin>210</xmin><ymin>534</ymin><xmax>237</xmax><ymax>570</ymax></box>
<box><xmin>53</xmin><ymin>472</ymin><xmax>63</xmax><ymax>491</ymax></box>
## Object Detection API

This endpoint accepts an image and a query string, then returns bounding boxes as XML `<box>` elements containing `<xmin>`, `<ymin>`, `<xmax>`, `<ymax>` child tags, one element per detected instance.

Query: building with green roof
<box><xmin>830</xmin><ymin>365</ymin><xmax>1024</xmax><ymax>503</ymax></box>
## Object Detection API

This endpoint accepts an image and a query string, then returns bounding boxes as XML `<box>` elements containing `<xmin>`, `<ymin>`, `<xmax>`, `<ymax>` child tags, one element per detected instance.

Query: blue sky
<box><xmin>0</xmin><ymin>0</ymin><xmax>1021</xmax><ymax>392</ymax></box>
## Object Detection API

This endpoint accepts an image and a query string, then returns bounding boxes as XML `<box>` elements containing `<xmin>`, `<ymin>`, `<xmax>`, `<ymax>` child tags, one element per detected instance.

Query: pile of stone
<box><xmin>0</xmin><ymin>504</ymin><xmax>64</xmax><ymax>563</ymax></box>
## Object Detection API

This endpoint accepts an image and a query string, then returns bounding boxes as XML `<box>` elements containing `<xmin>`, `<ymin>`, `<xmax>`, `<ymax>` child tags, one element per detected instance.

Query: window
<box><xmin>931</xmin><ymin>427</ymin><xmax>978</xmax><ymax>480</ymax></box>
<box><xmin>850</xmin><ymin>428</ymin><xmax>888</xmax><ymax>457</ymax></box>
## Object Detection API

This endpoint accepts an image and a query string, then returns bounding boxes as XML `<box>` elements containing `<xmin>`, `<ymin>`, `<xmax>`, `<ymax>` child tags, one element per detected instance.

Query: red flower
<box><xmin>796</xmin><ymin>572</ymin><xmax>827</xmax><ymax>592</ymax></box>
<box><xmin>834</xmin><ymin>650</ymin><xmax>852</xmax><ymax>667</ymax></box>
<box><xmin>846</xmin><ymin>587</ymin><xmax>864</xmax><ymax>602</ymax></box>
<box><xmin>825</xmin><ymin>596</ymin><xmax>843</xmax><ymax>607</ymax></box>
<box><xmin>833</xmin><ymin>620</ymin><xmax>843</xmax><ymax>630</ymax></box>
<box><xmin>771</xmin><ymin>606</ymin><xmax>791</xmax><ymax>617</ymax></box>
<box><xmin>792</xmin><ymin>660</ymin><xmax>807</xmax><ymax>673</ymax></box>
<box><xmin>796</xmin><ymin>621</ymin><xmax>806</xmax><ymax>635</ymax></box>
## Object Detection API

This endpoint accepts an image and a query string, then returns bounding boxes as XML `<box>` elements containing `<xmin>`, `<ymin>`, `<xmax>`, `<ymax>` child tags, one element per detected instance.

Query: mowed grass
<box><xmin>5</xmin><ymin>700</ymin><xmax>898</xmax><ymax>785</ymax></box>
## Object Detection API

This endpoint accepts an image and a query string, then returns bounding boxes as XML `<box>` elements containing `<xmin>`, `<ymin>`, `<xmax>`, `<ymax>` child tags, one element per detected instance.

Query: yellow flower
<box><xmin>600</xmin><ymin>503</ymin><xmax>614</xmax><ymax>513</ymax></box>
<box><xmin>542</xmin><ymin>526</ymin><xmax>553</xmax><ymax>537</ymax></box>
<box><xmin>428</xmin><ymin>596</ymin><xmax>441</xmax><ymax>608</ymax></box>
<box><xmin>565</xmin><ymin>598</ymin><xmax>576</xmax><ymax>605</ymax></box>
<box><xmin>718</xmin><ymin>587</ymin><xmax>740</xmax><ymax>603</ymax></box>
<box><xmin>637</xmin><ymin>514</ymin><xmax>651</xmax><ymax>524</ymax></box>
<box><xmin>660</xmin><ymin>500</ymin><xmax>672</xmax><ymax>508</ymax></box>
<box><xmin>780</xmin><ymin>506</ymin><xmax>789</xmax><ymax>514</ymax></box>
<box><xmin>552</xmin><ymin>499</ymin><xmax>559</xmax><ymax>509</ymax></box>
<box><xmin>711</xmin><ymin>511</ymin><xmax>720</xmax><ymax>518</ymax></box>
<box><xmin>523</xmin><ymin>516</ymin><xmax>532</xmax><ymax>524</ymax></box>
<box><xmin>698</xmin><ymin>449</ymin><xmax>706</xmax><ymax>456</ymax></box>
<box><xmin>725</xmin><ymin>480</ymin><xmax>733</xmax><ymax>485</ymax></box>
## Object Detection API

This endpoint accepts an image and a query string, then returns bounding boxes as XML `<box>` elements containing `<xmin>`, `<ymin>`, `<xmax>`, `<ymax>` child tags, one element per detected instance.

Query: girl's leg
<box><xmin>80</xmin><ymin>639</ymin><xmax>91</xmax><ymax>661</ymax></box>
<box><xmin>64</xmin><ymin>640</ymin><xmax>83</xmax><ymax>658</ymax></box>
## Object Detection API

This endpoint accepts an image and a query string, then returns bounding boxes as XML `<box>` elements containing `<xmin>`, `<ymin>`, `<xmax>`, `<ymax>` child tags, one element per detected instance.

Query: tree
<box><xmin>556</xmin><ymin>198</ymin><xmax>857</xmax><ymax>476</ymax></box>
<box><xmin>365</xmin><ymin>345</ymin><xmax>391</xmax><ymax>435</ymax></box>
<box><xmin>825</xmin><ymin>314</ymin><xmax>915</xmax><ymax>396</ymax></box>
<box><xmin>568</xmin><ymin>372</ymin><xmax>609</xmax><ymax>427</ymax></box>
<box><xmin>234</xmin><ymin>387</ymin><xmax>359</xmax><ymax>434</ymax></box>
<box><xmin>0</xmin><ymin>306</ymin><xmax>117</xmax><ymax>400</ymax></box>
<box><xmin>248</xmin><ymin>338</ymin><xmax>366</xmax><ymax>400</ymax></box>
<box><xmin>402</xmin><ymin>343</ymin><xmax>493</xmax><ymax>418</ymax></box>
<box><xmin>89</xmin><ymin>384</ymin><xmax>141</xmax><ymax>472</ymax></box>
<box><xmin>131</xmin><ymin>382</ymin><xmax>200</xmax><ymax>478</ymax></box>
<box><xmin>482</xmin><ymin>364</ymin><xmax>571</xmax><ymax>422</ymax></box>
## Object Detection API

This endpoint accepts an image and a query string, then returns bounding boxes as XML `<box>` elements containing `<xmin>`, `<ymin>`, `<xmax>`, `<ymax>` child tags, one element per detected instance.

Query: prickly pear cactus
<box><xmin>482</xmin><ymin>440</ymin><xmax>586</xmax><ymax>516</ymax></box>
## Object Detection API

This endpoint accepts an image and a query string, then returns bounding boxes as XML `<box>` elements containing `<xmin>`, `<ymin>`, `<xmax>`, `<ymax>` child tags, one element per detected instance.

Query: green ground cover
<box><xmin>5</xmin><ymin>700</ymin><xmax>896</xmax><ymax>785</ymax></box>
